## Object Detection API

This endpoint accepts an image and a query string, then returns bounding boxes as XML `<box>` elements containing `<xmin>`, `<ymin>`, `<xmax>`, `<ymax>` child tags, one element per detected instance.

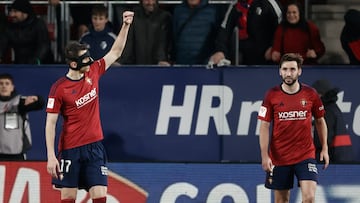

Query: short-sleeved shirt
<box><xmin>46</xmin><ymin>59</ymin><xmax>106</xmax><ymax>152</ymax></box>
<box><xmin>258</xmin><ymin>83</ymin><xmax>325</xmax><ymax>166</ymax></box>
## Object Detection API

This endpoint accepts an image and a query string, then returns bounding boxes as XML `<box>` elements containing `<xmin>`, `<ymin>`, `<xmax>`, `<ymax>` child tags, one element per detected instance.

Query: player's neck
<box><xmin>66</xmin><ymin>70</ymin><xmax>84</xmax><ymax>80</ymax></box>
<box><xmin>281</xmin><ymin>82</ymin><xmax>300</xmax><ymax>94</ymax></box>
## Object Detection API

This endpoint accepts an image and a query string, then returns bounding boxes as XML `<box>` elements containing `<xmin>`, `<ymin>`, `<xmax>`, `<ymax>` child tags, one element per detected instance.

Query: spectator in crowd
<box><xmin>172</xmin><ymin>0</ymin><xmax>221</xmax><ymax>65</ymax></box>
<box><xmin>80</xmin><ymin>5</ymin><xmax>117</xmax><ymax>61</ymax></box>
<box><xmin>118</xmin><ymin>0</ymin><xmax>172</xmax><ymax>65</ymax></box>
<box><xmin>340</xmin><ymin>9</ymin><xmax>360</xmax><ymax>65</ymax></box>
<box><xmin>49</xmin><ymin>0</ymin><xmax>93</xmax><ymax>40</ymax></box>
<box><xmin>271</xmin><ymin>0</ymin><xmax>325</xmax><ymax>65</ymax></box>
<box><xmin>0</xmin><ymin>0</ymin><xmax>54</xmax><ymax>64</ymax></box>
<box><xmin>69</xmin><ymin>0</ymin><xmax>93</xmax><ymax>40</ymax></box>
<box><xmin>312</xmin><ymin>79</ymin><xmax>354</xmax><ymax>163</ymax></box>
<box><xmin>0</xmin><ymin>73</ymin><xmax>45</xmax><ymax>161</ymax></box>
<box><xmin>209</xmin><ymin>0</ymin><xmax>283</xmax><ymax>65</ymax></box>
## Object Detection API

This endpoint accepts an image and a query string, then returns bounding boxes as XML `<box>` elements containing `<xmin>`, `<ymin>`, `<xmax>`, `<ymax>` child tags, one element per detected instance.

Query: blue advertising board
<box><xmin>0</xmin><ymin>65</ymin><xmax>359</xmax><ymax>162</ymax></box>
<box><xmin>107</xmin><ymin>163</ymin><xmax>360</xmax><ymax>203</ymax></box>
<box><xmin>1</xmin><ymin>162</ymin><xmax>358</xmax><ymax>202</ymax></box>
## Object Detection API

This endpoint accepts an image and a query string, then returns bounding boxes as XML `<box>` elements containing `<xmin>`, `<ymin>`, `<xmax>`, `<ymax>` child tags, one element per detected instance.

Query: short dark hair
<box><xmin>0</xmin><ymin>73</ymin><xmax>14</xmax><ymax>83</ymax></box>
<box><xmin>64</xmin><ymin>41</ymin><xmax>88</xmax><ymax>64</ymax></box>
<box><xmin>92</xmin><ymin>5</ymin><xmax>108</xmax><ymax>18</ymax></box>
<box><xmin>279</xmin><ymin>53</ymin><xmax>304</xmax><ymax>69</ymax></box>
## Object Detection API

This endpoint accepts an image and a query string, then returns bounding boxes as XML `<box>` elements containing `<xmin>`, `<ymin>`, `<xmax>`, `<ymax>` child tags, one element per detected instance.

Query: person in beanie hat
<box><xmin>312</xmin><ymin>79</ymin><xmax>354</xmax><ymax>163</ymax></box>
<box><xmin>9</xmin><ymin>0</ymin><xmax>34</xmax><ymax>16</ymax></box>
<box><xmin>0</xmin><ymin>0</ymin><xmax>54</xmax><ymax>64</ymax></box>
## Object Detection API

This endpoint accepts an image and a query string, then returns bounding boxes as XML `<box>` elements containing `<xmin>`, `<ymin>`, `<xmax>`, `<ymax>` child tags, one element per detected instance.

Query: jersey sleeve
<box><xmin>311</xmin><ymin>89</ymin><xmax>325</xmax><ymax>119</ymax></box>
<box><xmin>258</xmin><ymin>90</ymin><xmax>273</xmax><ymax>122</ymax></box>
<box><xmin>94</xmin><ymin>58</ymin><xmax>106</xmax><ymax>76</ymax></box>
<box><xmin>46</xmin><ymin>83</ymin><xmax>63</xmax><ymax>113</ymax></box>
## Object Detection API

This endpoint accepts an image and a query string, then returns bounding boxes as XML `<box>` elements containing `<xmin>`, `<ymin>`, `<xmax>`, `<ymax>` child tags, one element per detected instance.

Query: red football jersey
<box><xmin>258</xmin><ymin>83</ymin><xmax>325</xmax><ymax>165</ymax></box>
<box><xmin>46</xmin><ymin>59</ymin><xmax>106</xmax><ymax>151</ymax></box>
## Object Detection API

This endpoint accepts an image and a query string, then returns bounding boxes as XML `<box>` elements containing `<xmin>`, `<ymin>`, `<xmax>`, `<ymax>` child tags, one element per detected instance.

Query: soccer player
<box><xmin>258</xmin><ymin>53</ymin><xmax>329</xmax><ymax>203</ymax></box>
<box><xmin>45</xmin><ymin>11</ymin><xmax>134</xmax><ymax>203</ymax></box>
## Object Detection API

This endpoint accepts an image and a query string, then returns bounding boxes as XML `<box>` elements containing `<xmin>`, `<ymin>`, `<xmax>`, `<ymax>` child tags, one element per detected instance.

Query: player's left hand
<box><xmin>320</xmin><ymin>149</ymin><xmax>329</xmax><ymax>169</ymax></box>
<box><xmin>123</xmin><ymin>11</ymin><xmax>134</xmax><ymax>25</ymax></box>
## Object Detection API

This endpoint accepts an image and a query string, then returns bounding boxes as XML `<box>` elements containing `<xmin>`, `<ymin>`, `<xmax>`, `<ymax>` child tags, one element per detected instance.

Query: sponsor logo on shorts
<box><xmin>101</xmin><ymin>166</ymin><xmax>108</xmax><ymax>176</ymax></box>
<box><xmin>308</xmin><ymin>163</ymin><xmax>318</xmax><ymax>174</ymax></box>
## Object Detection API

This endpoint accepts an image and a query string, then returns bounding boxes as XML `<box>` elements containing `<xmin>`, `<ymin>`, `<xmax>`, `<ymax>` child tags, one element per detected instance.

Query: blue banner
<box><xmin>107</xmin><ymin>163</ymin><xmax>360</xmax><ymax>203</ymax></box>
<box><xmin>0</xmin><ymin>65</ymin><xmax>359</xmax><ymax>162</ymax></box>
<box><xmin>1</xmin><ymin>162</ymin><xmax>358</xmax><ymax>202</ymax></box>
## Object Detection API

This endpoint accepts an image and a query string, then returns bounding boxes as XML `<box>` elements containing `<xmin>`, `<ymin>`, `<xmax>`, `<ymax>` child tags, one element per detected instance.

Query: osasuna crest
<box><xmin>85</xmin><ymin>77</ymin><xmax>92</xmax><ymax>85</ymax></box>
<box><xmin>300</xmin><ymin>99</ymin><xmax>307</xmax><ymax>107</ymax></box>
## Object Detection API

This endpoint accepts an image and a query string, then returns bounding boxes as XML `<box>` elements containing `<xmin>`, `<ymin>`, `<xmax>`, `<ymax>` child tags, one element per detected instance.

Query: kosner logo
<box><xmin>75</xmin><ymin>87</ymin><xmax>97</xmax><ymax>108</ymax></box>
<box><xmin>156</xmin><ymin>85</ymin><xmax>360</xmax><ymax>136</ymax></box>
<box><xmin>278</xmin><ymin>110</ymin><xmax>307</xmax><ymax>121</ymax></box>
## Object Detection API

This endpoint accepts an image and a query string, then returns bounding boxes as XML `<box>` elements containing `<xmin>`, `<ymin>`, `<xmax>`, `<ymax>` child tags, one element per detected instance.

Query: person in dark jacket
<box><xmin>172</xmin><ymin>0</ymin><xmax>221</xmax><ymax>65</ymax></box>
<box><xmin>0</xmin><ymin>0</ymin><xmax>54</xmax><ymax>64</ymax></box>
<box><xmin>118</xmin><ymin>0</ymin><xmax>172</xmax><ymax>65</ymax></box>
<box><xmin>0</xmin><ymin>73</ymin><xmax>45</xmax><ymax>160</ymax></box>
<box><xmin>209</xmin><ymin>0</ymin><xmax>282</xmax><ymax>65</ymax></box>
<box><xmin>312</xmin><ymin>79</ymin><xmax>354</xmax><ymax>163</ymax></box>
<box><xmin>340</xmin><ymin>9</ymin><xmax>360</xmax><ymax>65</ymax></box>
<box><xmin>80</xmin><ymin>5</ymin><xmax>117</xmax><ymax>61</ymax></box>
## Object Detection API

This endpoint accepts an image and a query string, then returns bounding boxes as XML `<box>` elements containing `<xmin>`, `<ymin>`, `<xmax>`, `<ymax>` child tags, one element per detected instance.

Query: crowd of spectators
<box><xmin>0</xmin><ymin>0</ymin><xmax>359</xmax><ymax>65</ymax></box>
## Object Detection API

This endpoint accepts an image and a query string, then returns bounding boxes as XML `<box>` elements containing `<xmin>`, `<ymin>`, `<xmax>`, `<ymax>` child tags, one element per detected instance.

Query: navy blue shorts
<box><xmin>52</xmin><ymin>141</ymin><xmax>108</xmax><ymax>191</ymax></box>
<box><xmin>265</xmin><ymin>158</ymin><xmax>318</xmax><ymax>190</ymax></box>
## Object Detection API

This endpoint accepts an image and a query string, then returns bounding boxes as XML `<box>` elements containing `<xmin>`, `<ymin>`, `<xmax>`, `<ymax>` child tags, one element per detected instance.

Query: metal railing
<box><xmin>1</xmin><ymin>0</ymin><xmax>313</xmax><ymax>64</ymax></box>
<box><xmin>1</xmin><ymin>1</ymin><xmax>234</xmax><ymax>62</ymax></box>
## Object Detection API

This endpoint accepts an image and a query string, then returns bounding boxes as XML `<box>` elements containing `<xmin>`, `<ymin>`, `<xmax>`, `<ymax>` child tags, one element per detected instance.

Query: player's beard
<box><xmin>282</xmin><ymin>76</ymin><xmax>297</xmax><ymax>86</ymax></box>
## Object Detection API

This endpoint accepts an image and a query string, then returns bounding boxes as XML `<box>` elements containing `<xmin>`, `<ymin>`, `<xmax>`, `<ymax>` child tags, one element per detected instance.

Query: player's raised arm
<box><xmin>103</xmin><ymin>11</ymin><xmax>134</xmax><ymax>70</ymax></box>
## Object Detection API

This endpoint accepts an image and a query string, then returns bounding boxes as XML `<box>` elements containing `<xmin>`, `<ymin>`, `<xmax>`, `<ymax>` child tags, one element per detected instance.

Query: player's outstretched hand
<box><xmin>123</xmin><ymin>11</ymin><xmax>134</xmax><ymax>25</ymax></box>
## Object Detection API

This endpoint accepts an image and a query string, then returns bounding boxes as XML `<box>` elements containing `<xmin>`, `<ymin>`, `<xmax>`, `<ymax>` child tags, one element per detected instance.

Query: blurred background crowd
<box><xmin>0</xmin><ymin>0</ymin><xmax>359</xmax><ymax>66</ymax></box>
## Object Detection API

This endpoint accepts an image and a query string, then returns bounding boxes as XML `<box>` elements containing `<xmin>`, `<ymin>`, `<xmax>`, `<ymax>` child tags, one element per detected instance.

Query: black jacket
<box><xmin>340</xmin><ymin>9</ymin><xmax>360</xmax><ymax>65</ymax></box>
<box><xmin>214</xmin><ymin>0</ymin><xmax>282</xmax><ymax>65</ymax></box>
<box><xmin>0</xmin><ymin>14</ymin><xmax>54</xmax><ymax>64</ymax></box>
<box><xmin>314</xmin><ymin>89</ymin><xmax>354</xmax><ymax>163</ymax></box>
<box><xmin>118</xmin><ymin>5</ymin><xmax>172</xmax><ymax>65</ymax></box>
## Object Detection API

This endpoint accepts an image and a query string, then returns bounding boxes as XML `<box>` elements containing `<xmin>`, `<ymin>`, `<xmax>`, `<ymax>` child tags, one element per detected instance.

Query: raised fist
<box><xmin>123</xmin><ymin>11</ymin><xmax>134</xmax><ymax>25</ymax></box>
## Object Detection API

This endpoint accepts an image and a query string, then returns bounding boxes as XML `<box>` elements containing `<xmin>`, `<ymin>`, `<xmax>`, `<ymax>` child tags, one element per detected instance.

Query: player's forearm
<box><xmin>45</xmin><ymin>124</ymin><xmax>57</xmax><ymax>159</ymax></box>
<box><xmin>260</xmin><ymin>134</ymin><xmax>270</xmax><ymax>158</ymax></box>
<box><xmin>315</xmin><ymin>118</ymin><xmax>328</xmax><ymax>150</ymax></box>
<box><xmin>259</xmin><ymin>123</ymin><xmax>270</xmax><ymax>158</ymax></box>
<box><xmin>111</xmin><ymin>23</ymin><xmax>130</xmax><ymax>58</ymax></box>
